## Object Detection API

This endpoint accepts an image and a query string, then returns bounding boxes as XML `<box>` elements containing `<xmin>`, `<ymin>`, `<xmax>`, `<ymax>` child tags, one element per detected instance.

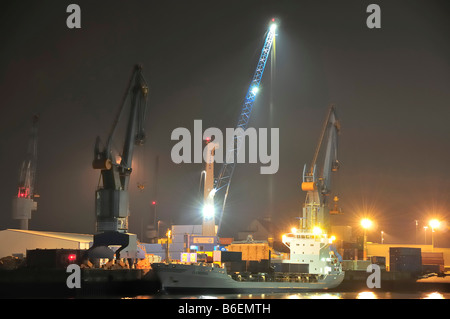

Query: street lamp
<box><xmin>429</xmin><ymin>219</ymin><xmax>441</xmax><ymax>251</ymax></box>
<box><xmin>361</xmin><ymin>218</ymin><xmax>373</xmax><ymax>261</ymax></box>
<box><xmin>423</xmin><ymin>226</ymin><xmax>428</xmax><ymax>245</ymax></box>
<box><xmin>415</xmin><ymin>220</ymin><xmax>419</xmax><ymax>244</ymax></box>
<box><xmin>381</xmin><ymin>230</ymin><xmax>384</xmax><ymax>244</ymax></box>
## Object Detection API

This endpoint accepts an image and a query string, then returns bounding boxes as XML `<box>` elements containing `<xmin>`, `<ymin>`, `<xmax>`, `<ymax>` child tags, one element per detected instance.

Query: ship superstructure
<box><xmin>281</xmin><ymin>230</ymin><xmax>342</xmax><ymax>276</ymax></box>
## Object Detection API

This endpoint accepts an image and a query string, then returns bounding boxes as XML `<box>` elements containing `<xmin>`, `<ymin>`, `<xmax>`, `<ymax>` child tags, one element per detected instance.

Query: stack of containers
<box><xmin>389</xmin><ymin>247</ymin><xmax>422</xmax><ymax>276</ymax></box>
<box><xmin>421</xmin><ymin>252</ymin><xmax>445</xmax><ymax>274</ymax></box>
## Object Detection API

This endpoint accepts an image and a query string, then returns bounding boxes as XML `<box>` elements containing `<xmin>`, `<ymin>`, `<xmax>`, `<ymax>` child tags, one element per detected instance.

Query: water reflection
<box><xmin>307</xmin><ymin>293</ymin><xmax>341</xmax><ymax>299</ymax></box>
<box><xmin>130</xmin><ymin>290</ymin><xmax>450</xmax><ymax>299</ymax></box>
<box><xmin>356</xmin><ymin>291</ymin><xmax>377</xmax><ymax>299</ymax></box>
<box><xmin>422</xmin><ymin>292</ymin><xmax>445</xmax><ymax>299</ymax></box>
<box><xmin>285</xmin><ymin>293</ymin><xmax>341</xmax><ymax>299</ymax></box>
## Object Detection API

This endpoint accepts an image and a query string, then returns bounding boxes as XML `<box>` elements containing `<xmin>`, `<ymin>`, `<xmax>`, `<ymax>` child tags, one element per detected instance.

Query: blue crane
<box><xmin>214</xmin><ymin>20</ymin><xmax>277</xmax><ymax>235</ymax></box>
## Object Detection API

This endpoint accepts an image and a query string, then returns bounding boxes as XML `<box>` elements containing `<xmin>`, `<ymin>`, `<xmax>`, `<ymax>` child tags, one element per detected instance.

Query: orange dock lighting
<box><xmin>360</xmin><ymin>218</ymin><xmax>373</xmax><ymax>260</ymax></box>
<box><xmin>429</xmin><ymin>219</ymin><xmax>441</xmax><ymax>250</ymax></box>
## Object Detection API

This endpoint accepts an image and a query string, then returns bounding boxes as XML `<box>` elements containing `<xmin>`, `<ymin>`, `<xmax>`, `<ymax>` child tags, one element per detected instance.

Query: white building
<box><xmin>0</xmin><ymin>229</ymin><xmax>93</xmax><ymax>258</ymax></box>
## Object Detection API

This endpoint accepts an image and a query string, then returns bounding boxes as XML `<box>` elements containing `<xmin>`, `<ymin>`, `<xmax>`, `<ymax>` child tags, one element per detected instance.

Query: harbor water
<box><xmin>133</xmin><ymin>290</ymin><xmax>450</xmax><ymax>299</ymax></box>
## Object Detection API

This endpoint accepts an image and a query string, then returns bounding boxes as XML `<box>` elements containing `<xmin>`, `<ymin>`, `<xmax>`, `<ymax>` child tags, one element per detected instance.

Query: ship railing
<box><xmin>273</xmin><ymin>272</ymin><xmax>320</xmax><ymax>283</ymax></box>
<box><xmin>231</xmin><ymin>272</ymin><xmax>269</xmax><ymax>282</ymax></box>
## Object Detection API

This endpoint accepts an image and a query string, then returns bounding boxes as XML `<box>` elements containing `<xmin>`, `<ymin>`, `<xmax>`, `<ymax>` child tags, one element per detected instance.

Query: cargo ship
<box><xmin>152</xmin><ymin>230</ymin><xmax>345</xmax><ymax>293</ymax></box>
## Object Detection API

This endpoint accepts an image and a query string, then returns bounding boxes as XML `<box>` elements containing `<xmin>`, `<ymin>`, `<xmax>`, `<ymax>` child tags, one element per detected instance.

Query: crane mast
<box><xmin>214</xmin><ymin>21</ymin><xmax>277</xmax><ymax>235</ymax></box>
<box><xmin>12</xmin><ymin>115</ymin><xmax>39</xmax><ymax>230</ymax></box>
<box><xmin>93</xmin><ymin>65</ymin><xmax>149</xmax><ymax>234</ymax></box>
<box><xmin>301</xmin><ymin>105</ymin><xmax>341</xmax><ymax>234</ymax></box>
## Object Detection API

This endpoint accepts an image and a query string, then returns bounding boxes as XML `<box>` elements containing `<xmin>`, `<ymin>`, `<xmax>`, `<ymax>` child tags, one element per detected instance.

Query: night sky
<box><xmin>1</xmin><ymin>1</ymin><xmax>449</xmax><ymax>246</ymax></box>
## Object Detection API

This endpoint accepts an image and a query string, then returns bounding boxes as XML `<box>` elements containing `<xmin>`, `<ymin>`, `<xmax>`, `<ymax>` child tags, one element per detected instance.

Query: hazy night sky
<box><xmin>1</xmin><ymin>1</ymin><xmax>449</xmax><ymax>246</ymax></box>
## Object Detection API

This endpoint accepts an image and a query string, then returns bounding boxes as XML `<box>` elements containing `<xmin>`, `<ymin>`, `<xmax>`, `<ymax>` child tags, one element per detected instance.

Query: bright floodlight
<box><xmin>270</xmin><ymin>23</ymin><xmax>277</xmax><ymax>32</ymax></box>
<box><xmin>202</xmin><ymin>204</ymin><xmax>215</xmax><ymax>220</ymax></box>
<box><xmin>361</xmin><ymin>218</ymin><xmax>373</xmax><ymax>229</ymax></box>
<box><xmin>312</xmin><ymin>226</ymin><xmax>322</xmax><ymax>235</ymax></box>
<box><xmin>429</xmin><ymin>219</ymin><xmax>441</xmax><ymax>229</ymax></box>
<box><xmin>251</xmin><ymin>86</ymin><xmax>259</xmax><ymax>95</ymax></box>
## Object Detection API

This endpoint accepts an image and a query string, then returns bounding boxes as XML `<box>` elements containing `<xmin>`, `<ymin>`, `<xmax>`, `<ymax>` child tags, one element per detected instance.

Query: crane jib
<box><xmin>215</xmin><ymin>23</ymin><xmax>277</xmax><ymax>235</ymax></box>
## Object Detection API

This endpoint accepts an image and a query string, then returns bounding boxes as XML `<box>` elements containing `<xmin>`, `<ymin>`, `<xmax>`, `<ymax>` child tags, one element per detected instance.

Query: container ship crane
<box><xmin>213</xmin><ymin>20</ymin><xmax>277</xmax><ymax>236</ymax></box>
<box><xmin>12</xmin><ymin>115</ymin><xmax>39</xmax><ymax>230</ymax></box>
<box><xmin>301</xmin><ymin>105</ymin><xmax>341</xmax><ymax>234</ymax></box>
<box><xmin>92</xmin><ymin>65</ymin><xmax>149</xmax><ymax>234</ymax></box>
<box><xmin>90</xmin><ymin>65</ymin><xmax>149</xmax><ymax>259</ymax></box>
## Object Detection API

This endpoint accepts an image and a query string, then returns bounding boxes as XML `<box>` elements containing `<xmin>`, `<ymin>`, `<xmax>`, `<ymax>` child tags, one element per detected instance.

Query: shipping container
<box><xmin>342</xmin><ymin>248</ymin><xmax>358</xmax><ymax>260</ymax></box>
<box><xmin>213</xmin><ymin>250</ymin><xmax>242</xmax><ymax>263</ymax></box>
<box><xmin>219</xmin><ymin>238</ymin><xmax>234</xmax><ymax>246</ymax></box>
<box><xmin>247</xmin><ymin>259</ymin><xmax>271</xmax><ymax>273</ymax></box>
<box><xmin>421</xmin><ymin>252</ymin><xmax>444</xmax><ymax>266</ymax></box>
<box><xmin>390</xmin><ymin>247</ymin><xmax>421</xmax><ymax>256</ymax></box>
<box><xmin>370</xmin><ymin>256</ymin><xmax>386</xmax><ymax>265</ymax></box>
<box><xmin>227</xmin><ymin>243</ymin><xmax>270</xmax><ymax>261</ymax></box>
<box><xmin>224</xmin><ymin>260</ymin><xmax>246</xmax><ymax>273</ymax></box>
<box><xmin>389</xmin><ymin>247</ymin><xmax>422</xmax><ymax>275</ymax></box>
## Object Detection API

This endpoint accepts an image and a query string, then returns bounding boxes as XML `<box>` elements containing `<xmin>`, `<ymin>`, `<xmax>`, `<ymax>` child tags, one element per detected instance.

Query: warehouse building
<box><xmin>0</xmin><ymin>229</ymin><xmax>93</xmax><ymax>258</ymax></box>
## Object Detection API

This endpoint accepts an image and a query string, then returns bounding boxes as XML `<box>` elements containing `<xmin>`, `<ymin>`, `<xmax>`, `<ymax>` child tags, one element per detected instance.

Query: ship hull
<box><xmin>152</xmin><ymin>263</ymin><xmax>345</xmax><ymax>294</ymax></box>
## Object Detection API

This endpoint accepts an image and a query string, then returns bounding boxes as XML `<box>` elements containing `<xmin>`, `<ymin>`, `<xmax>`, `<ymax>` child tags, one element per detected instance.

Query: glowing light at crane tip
<box><xmin>328</xmin><ymin>235</ymin><xmax>336</xmax><ymax>244</ymax></box>
<box><xmin>270</xmin><ymin>23</ymin><xmax>277</xmax><ymax>32</ymax></box>
<box><xmin>251</xmin><ymin>86</ymin><xmax>259</xmax><ymax>94</ymax></box>
<box><xmin>202</xmin><ymin>204</ymin><xmax>215</xmax><ymax>220</ymax></box>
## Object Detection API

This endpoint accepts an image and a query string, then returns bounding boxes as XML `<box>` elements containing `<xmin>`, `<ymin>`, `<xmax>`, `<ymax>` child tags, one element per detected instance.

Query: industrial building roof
<box><xmin>3</xmin><ymin>229</ymin><xmax>93</xmax><ymax>243</ymax></box>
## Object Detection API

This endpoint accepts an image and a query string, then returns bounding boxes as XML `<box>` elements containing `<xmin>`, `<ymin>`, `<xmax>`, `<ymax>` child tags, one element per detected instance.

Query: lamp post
<box><xmin>415</xmin><ymin>220</ymin><xmax>418</xmax><ymax>244</ymax></box>
<box><xmin>423</xmin><ymin>226</ymin><xmax>428</xmax><ymax>245</ymax></box>
<box><xmin>361</xmin><ymin>218</ymin><xmax>372</xmax><ymax>261</ymax></box>
<box><xmin>165</xmin><ymin>228</ymin><xmax>172</xmax><ymax>262</ymax></box>
<box><xmin>429</xmin><ymin>219</ymin><xmax>440</xmax><ymax>251</ymax></box>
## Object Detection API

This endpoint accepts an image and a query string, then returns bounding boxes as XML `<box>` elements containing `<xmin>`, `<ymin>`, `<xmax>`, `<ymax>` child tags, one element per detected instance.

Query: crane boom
<box><xmin>93</xmin><ymin>65</ymin><xmax>149</xmax><ymax>233</ymax></box>
<box><xmin>12</xmin><ymin>115</ymin><xmax>39</xmax><ymax>230</ymax></box>
<box><xmin>301</xmin><ymin>105</ymin><xmax>340</xmax><ymax>233</ymax></box>
<box><xmin>215</xmin><ymin>21</ymin><xmax>277</xmax><ymax>235</ymax></box>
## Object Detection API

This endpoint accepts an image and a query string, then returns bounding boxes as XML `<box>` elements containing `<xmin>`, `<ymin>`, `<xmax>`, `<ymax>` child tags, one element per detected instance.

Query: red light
<box><xmin>272</xmin><ymin>18</ymin><xmax>275</xmax><ymax>22</ymax></box>
<box><xmin>68</xmin><ymin>254</ymin><xmax>76</xmax><ymax>261</ymax></box>
<box><xmin>152</xmin><ymin>201</ymin><xmax>157</xmax><ymax>205</ymax></box>
<box><xmin>205</xmin><ymin>137</ymin><xmax>211</xmax><ymax>141</ymax></box>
